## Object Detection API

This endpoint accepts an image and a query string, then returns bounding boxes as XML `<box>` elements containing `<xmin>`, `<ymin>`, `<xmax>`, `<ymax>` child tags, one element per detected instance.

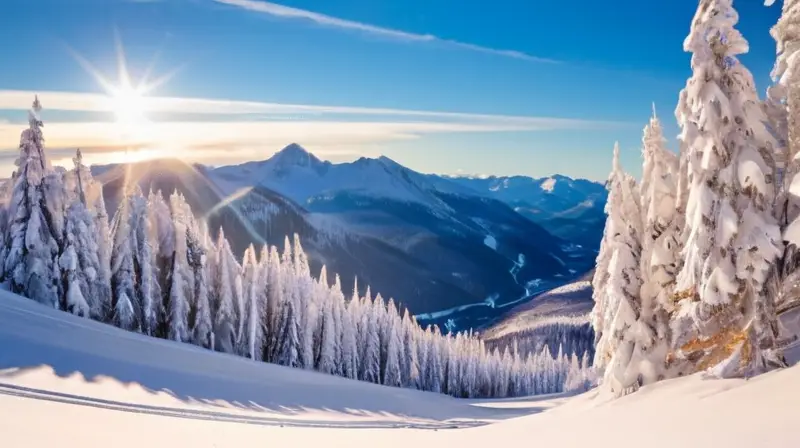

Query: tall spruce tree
<box><xmin>673</xmin><ymin>0</ymin><xmax>783</xmax><ymax>377</ymax></box>
<box><xmin>3</xmin><ymin>97</ymin><xmax>61</xmax><ymax>309</ymax></box>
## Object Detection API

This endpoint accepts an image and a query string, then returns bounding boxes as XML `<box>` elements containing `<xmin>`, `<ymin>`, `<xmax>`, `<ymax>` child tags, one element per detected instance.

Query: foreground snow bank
<box><xmin>1</xmin><ymin>290</ymin><xmax>797</xmax><ymax>447</ymax></box>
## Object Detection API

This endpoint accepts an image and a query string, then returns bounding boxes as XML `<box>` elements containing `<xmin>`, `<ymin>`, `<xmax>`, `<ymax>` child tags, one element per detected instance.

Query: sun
<box><xmin>111</xmin><ymin>84</ymin><xmax>147</xmax><ymax>127</ymax></box>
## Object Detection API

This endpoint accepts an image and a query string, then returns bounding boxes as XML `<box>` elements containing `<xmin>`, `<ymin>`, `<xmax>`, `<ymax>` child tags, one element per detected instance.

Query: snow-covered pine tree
<box><xmin>673</xmin><ymin>0</ymin><xmax>783</xmax><ymax>378</ymax></box>
<box><xmin>767</xmin><ymin>0</ymin><xmax>800</xmax><ymax>319</ymax></box>
<box><xmin>264</xmin><ymin>245</ymin><xmax>283</xmax><ymax>362</ymax></box>
<box><xmin>340</xmin><ymin>280</ymin><xmax>359</xmax><ymax>379</ymax></box>
<box><xmin>109</xmin><ymin>186</ymin><xmax>150</xmax><ymax>331</ymax></box>
<box><xmin>593</xmin><ymin>144</ymin><xmax>629</xmax><ymax>370</ymax></box>
<box><xmin>275</xmin><ymin>242</ymin><xmax>301</xmax><ymax>368</ymax></box>
<box><xmin>769</xmin><ymin>0</ymin><xmax>800</xmax><ymax>222</ymax></box>
<box><xmin>3</xmin><ymin>97</ymin><xmax>61</xmax><ymax>309</ymax></box>
<box><xmin>316</xmin><ymin>276</ymin><xmax>337</xmax><ymax>375</ymax></box>
<box><xmin>240</xmin><ymin>244</ymin><xmax>264</xmax><ymax>359</ymax></box>
<box><xmin>382</xmin><ymin>299</ymin><xmax>403</xmax><ymax>387</ymax></box>
<box><xmin>211</xmin><ymin>228</ymin><xmax>238</xmax><ymax>353</ymax></box>
<box><xmin>164</xmin><ymin>191</ymin><xmax>192</xmax><ymax>343</ymax></box>
<box><xmin>59</xmin><ymin>149</ymin><xmax>106</xmax><ymax>318</ymax></box>
<box><xmin>330</xmin><ymin>274</ymin><xmax>346</xmax><ymax>375</ymax></box>
<box><xmin>401</xmin><ymin>309</ymin><xmax>420</xmax><ymax>389</ymax></box>
<box><xmin>186</xmin><ymin>211</ymin><xmax>212</xmax><ymax>348</ymax></box>
<box><xmin>291</xmin><ymin>234</ymin><xmax>317</xmax><ymax>370</ymax></box>
<box><xmin>599</xmin><ymin>144</ymin><xmax>644</xmax><ymax>396</ymax></box>
<box><xmin>632</xmin><ymin>110</ymin><xmax>680</xmax><ymax>384</ymax></box>
<box><xmin>362</xmin><ymin>292</ymin><xmax>381</xmax><ymax>383</ymax></box>
<box><xmin>146</xmin><ymin>189</ymin><xmax>171</xmax><ymax>337</ymax></box>
<box><xmin>590</xmin><ymin>149</ymin><xmax>620</xmax><ymax>372</ymax></box>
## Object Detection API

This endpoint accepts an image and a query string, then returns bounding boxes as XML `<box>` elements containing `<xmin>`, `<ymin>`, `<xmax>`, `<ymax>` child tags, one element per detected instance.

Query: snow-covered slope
<box><xmin>2</xmin><ymin>288</ymin><xmax>799</xmax><ymax>447</ymax></box>
<box><xmin>480</xmin><ymin>275</ymin><xmax>595</xmax><ymax>361</ymax></box>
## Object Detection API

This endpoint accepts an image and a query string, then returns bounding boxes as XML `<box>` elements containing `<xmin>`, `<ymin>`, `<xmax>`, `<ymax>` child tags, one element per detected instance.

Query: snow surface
<box><xmin>1</xmin><ymin>289</ymin><xmax>799</xmax><ymax>447</ymax></box>
<box><xmin>540</xmin><ymin>177</ymin><xmax>556</xmax><ymax>193</ymax></box>
<box><xmin>483</xmin><ymin>234</ymin><xmax>497</xmax><ymax>250</ymax></box>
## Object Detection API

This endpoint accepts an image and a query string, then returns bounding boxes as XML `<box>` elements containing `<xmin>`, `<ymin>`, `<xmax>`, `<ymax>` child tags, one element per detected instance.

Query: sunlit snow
<box><xmin>540</xmin><ymin>177</ymin><xmax>556</xmax><ymax>192</ymax></box>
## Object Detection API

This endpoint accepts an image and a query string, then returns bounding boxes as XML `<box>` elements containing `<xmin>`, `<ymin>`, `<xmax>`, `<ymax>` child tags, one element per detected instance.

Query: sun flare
<box><xmin>111</xmin><ymin>85</ymin><xmax>147</xmax><ymax>127</ymax></box>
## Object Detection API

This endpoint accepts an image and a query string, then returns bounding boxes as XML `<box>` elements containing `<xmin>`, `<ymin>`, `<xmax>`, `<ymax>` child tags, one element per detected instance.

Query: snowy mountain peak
<box><xmin>269</xmin><ymin>143</ymin><xmax>323</xmax><ymax>169</ymax></box>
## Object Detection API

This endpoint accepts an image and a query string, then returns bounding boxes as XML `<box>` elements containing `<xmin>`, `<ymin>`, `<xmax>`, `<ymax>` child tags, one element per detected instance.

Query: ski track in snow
<box><xmin>0</xmin><ymin>382</ymin><xmax>483</xmax><ymax>430</ymax></box>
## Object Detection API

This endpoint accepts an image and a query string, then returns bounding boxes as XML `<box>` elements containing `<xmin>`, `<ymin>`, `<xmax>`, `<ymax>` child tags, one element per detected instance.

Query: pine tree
<box><xmin>382</xmin><ymin>299</ymin><xmax>403</xmax><ymax>387</ymax></box>
<box><xmin>164</xmin><ymin>192</ymin><xmax>191</xmax><ymax>343</ymax></box>
<box><xmin>597</xmin><ymin>144</ymin><xmax>644</xmax><ymax>396</ymax></box>
<box><xmin>110</xmin><ymin>187</ymin><xmax>147</xmax><ymax>331</ymax></box>
<box><xmin>264</xmin><ymin>245</ymin><xmax>283</xmax><ymax>362</ymax></box>
<box><xmin>187</xmin><ymin>215</ymin><xmax>212</xmax><ymax>348</ymax></box>
<box><xmin>633</xmin><ymin>110</ymin><xmax>680</xmax><ymax>384</ymax></box>
<box><xmin>276</xmin><ymin>245</ymin><xmax>301</xmax><ymax>368</ymax></box>
<box><xmin>316</xmin><ymin>290</ymin><xmax>337</xmax><ymax>374</ymax></box>
<box><xmin>768</xmin><ymin>1</ymin><xmax>800</xmax><ymax>324</ymax></box>
<box><xmin>291</xmin><ymin>234</ymin><xmax>317</xmax><ymax>370</ymax></box>
<box><xmin>59</xmin><ymin>150</ymin><xmax>105</xmax><ymax>318</ymax></box>
<box><xmin>401</xmin><ymin>309</ymin><xmax>420</xmax><ymax>389</ymax></box>
<box><xmin>362</xmin><ymin>293</ymin><xmax>381</xmax><ymax>383</ymax></box>
<box><xmin>769</xmin><ymin>0</ymin><xmax>800</xmax><ymax>224</ymax></box>
<box><xmin>673</xmin><ymin>0</ymin><xmax>783</xmax><ymax>377</ymax></box>
<box><xmin>3</xmin><ymin>97</ymin><xmax>61</xmax><ymax>309</ymax></box>
<box><xmin>211</xmin><ymin>229</ymin><xmax>238</xmax><ymax>353</ymax></box>
<box><xmin>340</xmin><ymin>290</ymin><xmax>359</xmax><ymax>379</ymax></box>
<box><xmin>590</xmin><ymin>146</ymin><xmax>620</xmax><ymax>371</ymax></box>
<box><xmin>242</xmin><ymin>245</ymin><xmax>265</xmax><ymax>360</ymax></box>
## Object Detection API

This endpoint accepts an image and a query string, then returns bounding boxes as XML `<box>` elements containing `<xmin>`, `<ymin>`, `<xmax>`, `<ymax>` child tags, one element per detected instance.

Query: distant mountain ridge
<box><xmin>92</xmin><ymin>144</ymin><xmax>604</xmax><ymax>331</ymax></box>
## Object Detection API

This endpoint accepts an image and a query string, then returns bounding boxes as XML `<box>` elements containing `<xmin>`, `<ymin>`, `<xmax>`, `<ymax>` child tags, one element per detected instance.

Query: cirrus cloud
<box><xmin>211</xmin><ymin>0</ymin><xmax>557</xmax><ymax>63</ymax></box>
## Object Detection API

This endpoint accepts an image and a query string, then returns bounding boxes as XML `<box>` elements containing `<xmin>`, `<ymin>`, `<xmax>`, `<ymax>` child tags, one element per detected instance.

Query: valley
<box><xmin>91</xmin><ymin>143</ymin><xmax>604</xmax><ymax>332</ymax></box>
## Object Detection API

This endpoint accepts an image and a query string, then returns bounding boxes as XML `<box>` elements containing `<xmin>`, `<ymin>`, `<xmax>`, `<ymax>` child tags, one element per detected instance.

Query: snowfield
<box><xmin>0</xmin><ymin>290</ymin><xmax>798</xmax><ymax>447</ymax></box>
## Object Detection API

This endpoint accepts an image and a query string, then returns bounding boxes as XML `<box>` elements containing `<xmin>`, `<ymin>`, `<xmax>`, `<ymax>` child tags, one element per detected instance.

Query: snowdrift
<box><xmin>1</xmin><ymin>289</ymin><xmax>798</xmax><ymax>447</ymax></box>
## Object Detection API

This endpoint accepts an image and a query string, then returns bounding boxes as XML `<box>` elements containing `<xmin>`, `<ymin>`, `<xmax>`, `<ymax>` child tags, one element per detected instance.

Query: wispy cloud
<box><xmin>212</xmin><ymin>0</ymin><xmax>557</xmax><ymax>63</ymax></box>
<box><xmin>0</xmin><ymin>90</ymin><xmax>626</xmax><ymax>131</ymax></box>
<box><xmin>0</xmin><ymin>89</ymin><xmax>630</xmax><ymax>175</ymax></box>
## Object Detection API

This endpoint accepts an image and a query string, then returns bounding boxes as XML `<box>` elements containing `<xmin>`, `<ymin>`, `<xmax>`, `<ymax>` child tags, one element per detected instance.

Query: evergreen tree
<box><xmin>769</xmin><ymin>0</ymin><xmax>800</xmax><ymax>324</ymax></box>
<box><xmin>165</xmin><ymin>192</ymin><xmax>191</xmax><ymax>343</ymax></box>
<box><xmin>109</xmin><ymin>187</ymin><xmax>147</xmax><ymax>331</ymax></box>
<box><xmin>382</xmin><ymin>300</ymin><xmax>403</xmax><ymax>387</ymax></box>
<box><xmin>769</xmin><ymin>0</ymin><xmax>800</xmax><ymax>224</ymax></box>
<box><xmin>276</xmin><ymin>244</ymin><xmax>301</xmax><ymax>368</ymax></box>
<box><xmin>264</xmin><ymin>245</ymin><xmax>283</xmax><ymax>362</ymax></box>
<box><xmin>242</xmin><ymin>245</ymin><xmax>265</xmax><ymax>360</ymax></box>
<box><xmin>211</xmin><ymin>229</ymin><xmax>238</xmax><ymax>353</ymax></box>
<box><xmin>673</xmin><ymin>0</ymin><xmax>783</xmax><ymax>377</ymax></box>
<box><xmin>316</xmin><ymin>289</ymin><xmax>337</xmax><ymax>374</ymax></box>
<box><xmin>362</xmin><ymin>294</ymin><xmax>381</xmax><ymax>383</ymax></box>
<box><xmin>401</xmin><ymin>309</ymin><xmax>420</xmax><ymax>389</ymax></box>
<box><xmin>59</xmin><ymin>150</ymin><xmax>105</xmax><ymax>318</ymax></box>
<box><xmin>3</xmin><ymin>97</ymin><xmax>61</xmax><ymax>309</ymax></box>
<box><xmin>599</xmin><ymin>144</ymin><xmax>644</xmax><ymax>396</ymax></box>
<box><xmin>187</xmin><ymin>215</ymin><xmax>212</xmax><ymax>348</ymax></box>
<box><xmin>633</xmin><ymin>111</ymin><xmax>680</xmax><ymax>384</ymax></box>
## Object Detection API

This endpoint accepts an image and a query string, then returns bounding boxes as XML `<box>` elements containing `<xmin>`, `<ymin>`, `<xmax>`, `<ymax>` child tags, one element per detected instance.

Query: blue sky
<box><xmin>0</xmin><ymin>0</ymin><xmax>783</xmax><ymax>180</ymax></box>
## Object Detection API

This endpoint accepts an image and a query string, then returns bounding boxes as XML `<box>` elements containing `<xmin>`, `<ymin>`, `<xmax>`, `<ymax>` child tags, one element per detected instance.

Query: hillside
<box><xmin>480</xmin><ymin>274</ymin><xmax>595</xmax><ymax>361</ymax></box>
<box><xmin>1</xmin><ymin>288</ymin><xmax>798</xmax><ymax>447</ymax></box>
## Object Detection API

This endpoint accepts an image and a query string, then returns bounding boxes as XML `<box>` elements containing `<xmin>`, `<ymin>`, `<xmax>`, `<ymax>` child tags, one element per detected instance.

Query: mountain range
<box><xmin>92</xmin><ymin>144</ymin><xmax>606</xmax><ymax>331</ymax></box>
